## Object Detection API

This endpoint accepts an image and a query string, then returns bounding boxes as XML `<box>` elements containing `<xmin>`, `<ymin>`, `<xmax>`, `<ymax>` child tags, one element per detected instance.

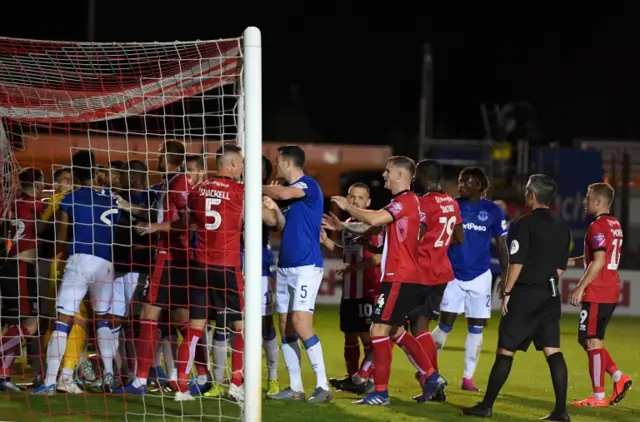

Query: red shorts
<box><xmin>144</xmin><ymin>252</ymin><xmax>189</xmax><ymax>309</ymax></box>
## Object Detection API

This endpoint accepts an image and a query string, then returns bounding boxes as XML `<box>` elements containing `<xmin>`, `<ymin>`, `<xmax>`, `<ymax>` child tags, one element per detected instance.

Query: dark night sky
<box><xmin>4</xmin><ymin>3</ymin><xmax>640</xmax><ymax>146</ymax></box>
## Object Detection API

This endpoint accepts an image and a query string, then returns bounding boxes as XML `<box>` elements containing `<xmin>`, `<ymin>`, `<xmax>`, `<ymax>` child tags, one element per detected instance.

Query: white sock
<box><xmin>303</xmin><ymin>335</ymin><xmax>328</xmax><ymax>390</ymax></box>
<box><xmin>96</xmin><ymin>325</ymin><xmax>115</xmax><ymax>376</ymax></box>
<box><xmin>263</xmin><ymin>335</ymin><xmax>279</xmax><ymax>381</ymax></box>
<box><xmin>463</xmin><ymin>326</ymin><xmax>483</xmax><ymax>379</ymax></box>
<box><xmin>153</xmin><ymin>340</ymin><xmax>164</xmax><ymax>368</ymax></box>
<box><xmin>213</xmin><ymin>329</ymin><xmax>228</xmax><ymax>383</ymax></box>
<box><xmin>161</xmin><ymin>336</ymin><xmax>177</xmax><ymax>381</ymax></box>
<box><xmin>44</xmin><ymin>326</ymin><xmax>69</xmax><ymax>386</ymax></box>
<box><xmin>281</xmin><ymin>337</ymin><xmax>303</xmax><ymax>392</ymax></box>
<box><xmin>61</xmin><ymin>367</ymin><xmax>74</xmax><ymax>378</ymax></box>
<box><xmin>132</xmin><ymin>377</ymin><xmax>147</xmax><ymax>388</ymax></box>
<box><xmin>351</xmin><ymin>373</ymin><xmax>365</xmax><ymax>385</ymax></box>
<box><xmin>612</xmin><ymin>370</ymin><xmax>622</xmax><ymax>382</ymax></box>
<box><xmin>593</xmin><ymin>392</ymin><xmax>606</xmax><ymax>400</ymax></box>
<box><xmin>431</xmin><ymin>324</ymin><xmax>451</xmax><ymax>355</ymax></box>
<box><xmin>112</xmin><ymin>327</ymin><xmax>122</xmax><ymax>374</ymax></box>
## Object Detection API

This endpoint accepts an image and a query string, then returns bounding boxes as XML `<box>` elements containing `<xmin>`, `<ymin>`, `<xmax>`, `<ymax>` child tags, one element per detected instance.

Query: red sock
<box><xmin>372</xmin><ymin>337</ymin><xmax>391</xmax><ymax>392</ymax></box>
<box><xmin>0</xmin><ymin>325</ymin><xmax>28</xmax><ymax>354</ymax></box>
<box><xmin>176</xmin><ymin>327</ymin><xmax>203</xmax><ymax>392</ymax></box>
<box><xmin>358</xmin><ymin>349</ymin><xmax>374</xmax><ymax>379</ymax></box>
<box><xmin>602</xmin><ymin>347</ymin><xmax>619</xmax><ymax>375</ymax></box>
<box><xmin>394</xmin><ymin>331</ymin><xmax>434</xmax><ymax>378</ymax></box>
<box><xmin>0</xmin><ymin>348</ymin><xmax>17</xmax><ymax>377</ymax></box>
<box><xmin>135</xmin><ymin>319</ymin><xmax>158</xmax><ymax>379</ymax></box>
<box><xmin>231</xmin><ymin>332</ymin><xmax>244</xmax><ymax>387</ymax></box>
<box><xmin>415</xmin><ymin>331</ymin><xmax>439</xmax><ymax>372</ymax></box>
<box><xmin>587</xmin><ymin>348</ymin><xmax>605</xmax><ymax>394</ymax></box>
<box><xmin>344</xmin><ymin>341</ymin><xmax>360</xmax><ymax>376</ymax></box>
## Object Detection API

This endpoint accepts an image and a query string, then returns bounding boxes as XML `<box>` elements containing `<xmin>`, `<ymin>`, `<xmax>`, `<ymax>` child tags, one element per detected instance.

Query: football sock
<box><xmin>61</xmin><ymin>321</ymin><xmax>87</xmax><ymax>373</ymax></box>
<box><xmin>213</xmin><ymin>328</ymin><xmax>228</xmax><ymax>383</ymax></box>
<box><xmin>602</xmin><ymin>347</ymin><xmax>622</xmax><ymax>380</ymax></box>
<box><xmin>344</xmin><ymin>339</ymin><xmax>360</xmax><ymax>376</ymax></box>
<box><xmin>0</xmin><ymin>324</ymin><xmax>28</xmax><ymax>354</ymax></box>
<box><xmin>431</xmin><ymin>323</ymin><xmax>452</xmax><ymax>354</ymax></box>
<box><xmin>44</xmin><ymin>321</ymin><xmax>72</xmax><ymax>386</ymax></box>
<box><xmin>357</xmin><ymin>349</ymin><xmax>374</xmax><ymax>380</ymax></box>
<box><xmin>263</xmin><ymin>328</ymin><xmax>279</xmax><ymax>381</ymax></box>
<box><xmin>394</xmin><ymin>330</ymin><xmax>433</xmax><ymax>377</ymax></box>
<box><xmin>302</xmin><ymin>335</ymin><xmax>329</xmax><ymax>390</ymax></box>
<box><xmin>1</xmin><ymin>352</ymin><xmax>16</xmax><ymax>377</ymax></box>
<box><xmin>281</xmin><ymin>335</ymin><xmax>303</xmax><ymax>392</ymax></box>
<box><xmin>96</xmin><ymin>321</ymin><xmax>116</xmax><ymax>376</ymax></box>
<box><xmin>134</xmin><ymin>319</ymin><xmax>158</xmax><ymax>385</ymax></box>
<box><xmin>587</xmin><ymin>348</ymin><xmax>606</xmax><ymax>399</ymax></box>
<box><xmin>480</xmin><ymin>354</ymin><xmax>513</xmax><ymax>408</ymax></box>
<box><xmin>547</xmin><ymin>352</ymin><xmax>568</xmax><ymax>414</ymax></box>
<box><xmin>371</xmin><ymin>336</ymin><xmax>391</xmax><ymax>392</ymax></box>
<box><xmin>231</xmin><ymin>331</ymin><xmax>245</xmax><ymax>387</ymax></box>
<box><xmin>415</xmin><ymin>331</ymin><xmax>439</xmax><ymax>372</ymax></box>
<box><xmin>176</xmin><ymin>327</ymin><xmax>203</xmax><ymax>392</ymax></box>
<box><xmin>464</xmin><ymin>325</ymin><xmax>483</xmax><ymax>379</ymax></box>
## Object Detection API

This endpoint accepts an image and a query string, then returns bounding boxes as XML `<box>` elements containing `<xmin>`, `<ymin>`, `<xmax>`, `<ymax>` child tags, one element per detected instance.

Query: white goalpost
<box><xmin>0</xmin><ymin>27</ymin><xmax>262</xmax><ymax>422</ymax></box>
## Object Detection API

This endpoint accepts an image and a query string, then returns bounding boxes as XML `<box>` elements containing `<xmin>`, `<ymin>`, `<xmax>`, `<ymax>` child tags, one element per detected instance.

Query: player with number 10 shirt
<box><xmin>568</xmin><ymin>183</ymin><xmax>632</xmax><ymax>408</ymax></box>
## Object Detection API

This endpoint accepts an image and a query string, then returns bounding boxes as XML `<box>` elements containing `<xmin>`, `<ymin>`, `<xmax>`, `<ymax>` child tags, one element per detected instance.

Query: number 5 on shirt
<box><xmin>205</xmin><ymin>197</ymin><xmax>222</xmax><ymax>231</ymax></box>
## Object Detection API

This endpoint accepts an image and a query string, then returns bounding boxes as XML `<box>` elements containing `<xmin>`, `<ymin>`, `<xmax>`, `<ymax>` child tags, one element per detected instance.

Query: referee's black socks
<box><xmin>546</xmin><ymin>352</ymin><xmax>568</xmax><ymax>415</ymax></box>
<box><xmin>480</xmin><ymin>353</ymin><xmax>514</xmax><ymax>409</ymax></box>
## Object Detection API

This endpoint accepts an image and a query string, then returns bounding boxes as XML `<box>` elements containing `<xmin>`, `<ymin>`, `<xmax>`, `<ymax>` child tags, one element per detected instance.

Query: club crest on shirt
<box><xmin>510</xmin><ymin>239</ymin><xmax>519</xmax><ymax>255</ymax></box>
<box><xmin>478</xmin><ymin>210</ymin><xmax>489</xmax><ymax>222</ymax></box>
<box><xmin>388</xmin><ymin>201</ymin><xmax>403</xmax><ymax>214</ymax></box>
<box><xmin>592</xmin><ymin>232</ymin><xmax>606</xmax><ymax>247</ymax></box>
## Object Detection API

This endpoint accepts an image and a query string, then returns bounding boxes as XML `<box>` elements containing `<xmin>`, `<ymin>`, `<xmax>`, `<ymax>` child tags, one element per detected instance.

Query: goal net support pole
<box><xmin>242</xmin><ymin>26</ymin><xmax>263</xmax><ymax>422</ymax></box>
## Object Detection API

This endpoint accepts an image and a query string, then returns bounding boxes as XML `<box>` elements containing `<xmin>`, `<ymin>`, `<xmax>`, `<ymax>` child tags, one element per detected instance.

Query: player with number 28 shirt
<box><xmin>569</xmin><ymin>183</ymin><xmax>632</xmax><ymax>408</ymax></box>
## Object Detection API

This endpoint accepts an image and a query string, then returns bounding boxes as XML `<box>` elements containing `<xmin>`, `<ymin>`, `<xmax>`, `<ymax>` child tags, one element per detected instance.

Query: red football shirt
<box><xmin>8</xmin><ymin>193</ymin><xmax>45</xmax><ymax>257</ymax></box>
<box><xmin>341</xmin><ymin>218</ymin><xmax>384</xmax><ymax>300</ymax></box>
<box><xmin>188</xmin><ymin>176</ymin><xmax>244</xmax><ymax>268</ymax></box>
<box><xmin>583</xmin><ymin>214</ymin><xmax>623</xmax><ymax>304</ymax></box>
<box><xmin>418</xmin><ymin>191</ymin><xmax>462</xmax><ymax>285</ymax></box>
<box><xmin>156</xmin><ymin>173</ymin><xmax>192</xmax><ymax>263</ymax></box>
<box><xmin>380</xmin><ymin>190</ymin><xmax>423</xmax><ymax>284</ymax></box>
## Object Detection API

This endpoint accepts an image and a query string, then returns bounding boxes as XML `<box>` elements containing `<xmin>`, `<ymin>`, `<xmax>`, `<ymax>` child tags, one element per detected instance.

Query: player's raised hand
<box><xmin>331</xmin><ymin>196</ymin><xmax>349</xmax><ymax>210</ymax></box>
<box><xmin>113</xmin><ymin>193</ymin><xmax>132</xmax><ymax>212</ymax></box>
<box><xmin>263</xmin><ymin>196</ymin><xmax>278</xmax><ymax>210</ymax></box>
<box><xmin>322</xmin><ymin>212</ymin><xmax>342</xmax><ymax>231</ymax></box>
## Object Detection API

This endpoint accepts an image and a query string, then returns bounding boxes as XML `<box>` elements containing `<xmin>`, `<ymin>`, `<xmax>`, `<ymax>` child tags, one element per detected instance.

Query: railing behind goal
<box><xmin>0</xmin><ymin>27</ymin><xmax>262</xmax><ymax>421</ymax></box>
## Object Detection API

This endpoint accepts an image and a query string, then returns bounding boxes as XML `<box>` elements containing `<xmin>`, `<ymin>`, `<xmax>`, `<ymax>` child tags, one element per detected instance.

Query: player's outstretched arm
<box><xmin>320</xmin><ymin>228</ymin><xmax>343</xmax><ymax>258</ymax></box>
<box><xmin>331</xmin><ymin>196</ymin><xmax>393</xmax><ymax>228</ymax></box>
<box><xmin>567</xmin><ymin>256</ymin><xmax>584</xmax><ymax>268</ymax></box>
<box><xmin>262</xmin><ymin>196</ymin><xmax>285</xmax><ymax>230</ymax></box>
<box><xmin>263</xmin><ymin>184</ymin><xmax>305</xmax><ymax>201</ymax></box>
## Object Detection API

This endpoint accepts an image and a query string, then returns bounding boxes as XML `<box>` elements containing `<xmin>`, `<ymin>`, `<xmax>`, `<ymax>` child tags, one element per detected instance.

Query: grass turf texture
<box><xmin>2</xmin><ymin>306</ymin><xmax>639</xmax><ymax>421</ymax></box>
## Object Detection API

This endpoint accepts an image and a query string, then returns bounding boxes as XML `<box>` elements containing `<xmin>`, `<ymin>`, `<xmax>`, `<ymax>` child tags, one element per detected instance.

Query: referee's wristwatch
<box><xmin>502</xmin><ymin>290</ymin><xmax>511</xmax><ymax>298</ymax></box>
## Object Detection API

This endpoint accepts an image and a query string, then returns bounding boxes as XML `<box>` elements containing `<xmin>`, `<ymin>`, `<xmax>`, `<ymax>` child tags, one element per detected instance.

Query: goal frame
<box><xmin>242</xmin><ymin>26</ymin><xmax>263</xmax><ymax>422</ymax></box>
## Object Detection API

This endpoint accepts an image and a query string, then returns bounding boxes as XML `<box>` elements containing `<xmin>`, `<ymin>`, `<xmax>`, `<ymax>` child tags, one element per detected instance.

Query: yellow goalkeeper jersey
<box><xmin>42</xmin><ymin>191</ymin><xmax>67</xmax><ymax>222</ymax></box>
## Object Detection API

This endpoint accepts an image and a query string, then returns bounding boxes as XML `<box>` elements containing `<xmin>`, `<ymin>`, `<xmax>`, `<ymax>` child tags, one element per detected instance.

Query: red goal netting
<box><xmin>0</xmin><ymin>34</ymin><xmax>248</xmax><ymax>421</ymax></box>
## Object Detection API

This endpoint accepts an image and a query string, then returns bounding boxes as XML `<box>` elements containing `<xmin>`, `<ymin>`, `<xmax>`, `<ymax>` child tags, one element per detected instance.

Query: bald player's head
<box><xmin>215</xmin><ymin>144</ymin><xmax>244</xmax><ymax>181</ymax></box>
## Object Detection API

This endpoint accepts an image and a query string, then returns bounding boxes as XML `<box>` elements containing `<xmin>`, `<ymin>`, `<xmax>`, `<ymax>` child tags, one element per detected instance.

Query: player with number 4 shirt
<box><xmin>568</xmin><ymin>183</ymin><xmax>633</xmax><ymax>408</ymax></box>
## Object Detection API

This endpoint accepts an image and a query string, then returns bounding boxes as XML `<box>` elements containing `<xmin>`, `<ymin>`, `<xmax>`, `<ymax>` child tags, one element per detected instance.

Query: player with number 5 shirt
<box><xmin>568</xmin><ymin>183</ymin><xmax>632</xmax><ymax>408</ymax></box>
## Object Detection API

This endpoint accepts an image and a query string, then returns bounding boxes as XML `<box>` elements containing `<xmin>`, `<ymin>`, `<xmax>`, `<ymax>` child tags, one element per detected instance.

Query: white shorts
<box><xmin>111</xmin><ymin>272</ymin><xmax>140</xmax><ymax>317</ymax></box>
<box><xmin>262</xmin><ymin>276</ymin><xmax>275</xmax><ymax>317</ymax></box>
<box><xmin>57</xmin><ymin>254</ymin><xmax>115</xmax><ymax>317</ymax></box>
<box><xmin>276</xmin><ymin>265</ymin><xmax>324</xmax><ymax>314</ymax></box>
<box><xmin>440</xmin><ymin>269</ymin><xmax>492</xmax><ymax>319</ymax></box>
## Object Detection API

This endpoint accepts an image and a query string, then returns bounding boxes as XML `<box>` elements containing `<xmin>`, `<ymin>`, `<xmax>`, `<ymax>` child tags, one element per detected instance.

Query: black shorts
<box><xmin>144</xmin><ymin>253</ymin><xmax>189</xmax><ymax>309</ymax></box>
<box><xmin>0</xmin><ymin>259</ymin><xmax>39</xmax><ymax>319</ymax></box>
<box><xmin>498</xmin><ymin>287</ymin><xmax>561</xmax><ymax>352</ymax></box>
<box><xmin>340</xmin><ymin>298</ymin><xmax>374</xmax><ymax>333</ymax></box>
<box><xmin>578</xmin><ymin>302</ymin><xmax>616</xmax><ymax>341</ymax></box>
<box><xmin>373</xmin><ymin>282</ymin><xmax>429</xmax><ymax>326</ymax></box>
<box><xmin>406</xmin><ymin>283</ymin><xmax>448</xmax><ymax>323</ymax></box>
<box><xmin>189</xmin><ymin>262</ymin><xmax>244</xmax><ymax>323</ymax></box>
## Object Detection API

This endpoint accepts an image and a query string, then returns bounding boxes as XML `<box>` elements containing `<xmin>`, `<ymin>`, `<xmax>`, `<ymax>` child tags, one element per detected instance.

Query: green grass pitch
<box><xmin>2</xmin><ymin>306</ymin><xmax>639</xmax><ymax>421</ymax></box>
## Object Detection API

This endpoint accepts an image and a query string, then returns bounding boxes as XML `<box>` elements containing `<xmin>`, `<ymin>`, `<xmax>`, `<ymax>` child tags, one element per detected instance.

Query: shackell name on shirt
<box><xmin>463</xmin><ymin>222</ymin><xmax>487</xmax><ymax>232</ymax></box>
<box><xmin>198</xmin><ymin>188</ymin><xmax>231</xmax><ymax>200</ymax></box>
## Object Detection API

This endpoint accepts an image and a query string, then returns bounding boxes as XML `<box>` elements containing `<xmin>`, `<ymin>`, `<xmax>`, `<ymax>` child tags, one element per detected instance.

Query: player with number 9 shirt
<box><xmin>174</xmin><ymin>145</ymin><xmax>246</xmax><ymax>402</ymax></box>
<box><xmin>406</xmin><ymin>159</ymin><xmax>463</xmax><ymax>402</ymax></box>
<box><xmin>568</xmin><ymin>183</ymin><xmax>633</xmax><ymax>408</ymax></box>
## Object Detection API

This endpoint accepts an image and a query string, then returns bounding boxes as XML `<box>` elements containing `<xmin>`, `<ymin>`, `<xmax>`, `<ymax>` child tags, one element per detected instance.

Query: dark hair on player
<box><xmin>388</xmin><ymin>155</ymin><xmax>416</xmax><ymax>176</ymax></box>
<box><xmin>18</xmin><ymin>167</ymin><xmax>43</xmax><ymax>188</ymax></box>
<box><xmin>262</xmin><ymin>155</ymin><xmax>273</xmax><ymax>183</ymax></box>
<box><xmin>348</xmin><ymin>182</ymin><xmax>370</xmax><ymax>195</ymax></box>
<box><xmin>589</xmin><ymin>182</ymin><xmax>615</xmax><ymax>206</ymax></box>
<box><xmin>215</xmin><ymin>144</ymin><xmax>243</xmax><ymax>167</ymax></box>
<box><xmin>109</xmin><ymin>160</ymin><xmax>124</xmax><ymax>170</ymax></box>
<box><xmin>278</xmin><ymin>145</ymin><xmax>306</xmax><ymax>168</ymax></box>
<box><xmin>71</xmin><ymin>149</ymin><xmax>96</xmax><ymax>183</ymax></box>
<box><xmin>53</xmin><ymin>167</ymin><xmax>71</xmax><ymax>181</ymax></box>
<box><xmin>415</xmin><ymin>159</ymin><xmax>443</xmax><ymax>185</ymax></box>
<box><xmin>186</xmin><ymin>154</ymin><xmax>206</xmax><ymax>170</ymax></box>
<box><xmin>161</xmin><ymin>140</ymin><xmax>186</xmax><ymax>167</ymax></box>
<box><xmin>526</xmin><ymin>174</ymin><xmax>558</xmax><ymax>207</ymax></box>
<box><xmin>460</xmin><ymin>166</ymin><xmax>490</xmax><ymax>193</ymax></box>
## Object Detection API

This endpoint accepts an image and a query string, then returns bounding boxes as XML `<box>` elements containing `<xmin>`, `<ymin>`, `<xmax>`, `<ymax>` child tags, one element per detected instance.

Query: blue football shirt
<box><xmin>448</xmin><ymin>197</ymin><xmax>507</xmax><ymax>281</ymax></box>
<box><xmin>278</xmin><ymin>175</ymin><xmax>324</xmax><ymax>269</ymax></box>
<box><xmin>240</xmin><ymin>223</ymin><xmax>275</xmax><ymax>277</ymax></box>
<box><xmin>59</xmin><ymin>186</ymin><xmax>120</xmax><ymax>262</ymax></box>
